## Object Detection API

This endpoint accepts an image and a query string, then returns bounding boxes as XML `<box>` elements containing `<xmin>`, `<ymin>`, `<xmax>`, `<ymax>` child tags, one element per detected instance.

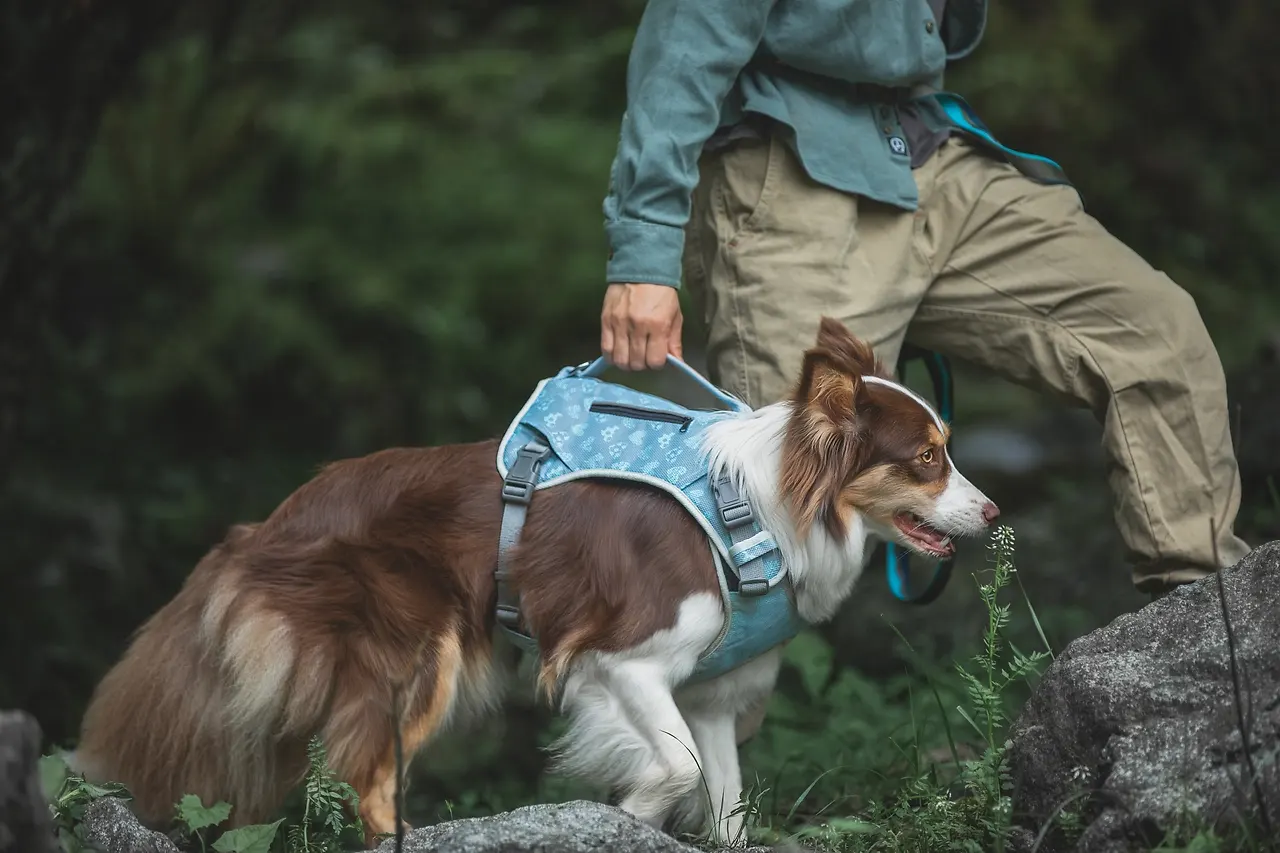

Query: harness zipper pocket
<box><xmin>589</xmin><ymin>402</ymin><xmax>692</xmax><ymax>433</ymax></box>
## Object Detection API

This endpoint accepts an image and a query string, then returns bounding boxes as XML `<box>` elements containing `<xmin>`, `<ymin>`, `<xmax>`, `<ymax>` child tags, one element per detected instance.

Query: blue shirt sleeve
<box><xmin>603</xmin><ymin>0</ymin><xmax>776</xmax><ymax>288</ymax></box>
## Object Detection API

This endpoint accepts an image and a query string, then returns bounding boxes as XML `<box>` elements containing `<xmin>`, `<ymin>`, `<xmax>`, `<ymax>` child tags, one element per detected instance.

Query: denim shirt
<box><xmin>602</xmin><ymin>0</ymin><xmax>988</xmax><ymax>288</ymax></box>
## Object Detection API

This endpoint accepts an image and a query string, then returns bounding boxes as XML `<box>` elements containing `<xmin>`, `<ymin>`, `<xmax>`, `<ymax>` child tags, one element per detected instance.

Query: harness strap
<box><xmin>495</xmin><ymin>439</ymin><xmax>551</xmax><ymax>636</ymax></box>
<box><xmin>712</xmin><ymin>472</ymin><xmax>774</xmax><ymax>597</ymax></box>
<box><xmin>929</xmin><ymin>92</ymin><xmax>1075</xmax><ymax>191</ymax></box>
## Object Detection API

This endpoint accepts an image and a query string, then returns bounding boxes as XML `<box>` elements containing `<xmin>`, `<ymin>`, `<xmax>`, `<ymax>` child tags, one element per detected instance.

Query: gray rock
<box><xmin>0</xmin><ymin>710</ymin><xmax>58</xmax><ymax>853</ymax></box>
<box><xmin>1006</xmin><ymin>541</ymin><xmax>1280</xmax><ymax>852</ymax></box>
<box><xmin>374</xmin><ymin>799</ymin><xmax>773</xmax><ymax>853</ymax></box>
<box><xmin>79</xmin><ymin>797</ymin><xmax>180</xmax><ymax>853</ymax></box>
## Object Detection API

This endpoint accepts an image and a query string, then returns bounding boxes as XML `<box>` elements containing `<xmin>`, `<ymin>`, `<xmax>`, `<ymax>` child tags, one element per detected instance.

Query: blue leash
<box><xmin>884</xmin><ymin>345</ymin><xmax>956</xmax><ymax>605</ymax></box>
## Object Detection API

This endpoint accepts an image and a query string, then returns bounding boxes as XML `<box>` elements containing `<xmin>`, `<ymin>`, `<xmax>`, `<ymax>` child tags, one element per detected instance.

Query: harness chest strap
<box><xmin>711</xmin><ymin>470</ymin><xmax>774</xmax><ymax>596</ymax></box>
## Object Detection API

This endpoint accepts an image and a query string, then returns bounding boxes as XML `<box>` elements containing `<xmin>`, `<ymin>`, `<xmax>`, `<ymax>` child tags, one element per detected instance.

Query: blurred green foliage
<box><xmin>3</xmin><ymin>0</ymin><xmax>1278</xmax><ymax>840</ymax></box>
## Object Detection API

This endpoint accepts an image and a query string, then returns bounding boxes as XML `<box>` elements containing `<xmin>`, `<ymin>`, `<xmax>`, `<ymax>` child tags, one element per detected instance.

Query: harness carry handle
<box><xmin>572</xmin><ymin>355</ymin><xmax>750</xmax><ymax>413</ymax></box>
<box><xmin>885</xmin><ymin>344</ymin><xmax>956</xmax><ymax>606</ymax></box>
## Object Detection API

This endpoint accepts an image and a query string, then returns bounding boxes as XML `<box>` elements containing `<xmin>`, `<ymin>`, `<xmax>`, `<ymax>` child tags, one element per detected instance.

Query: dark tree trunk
<box><xmin>0</xmin><ymin>0</ymin><xmax>182</xmax><ymax>466</ymax></box>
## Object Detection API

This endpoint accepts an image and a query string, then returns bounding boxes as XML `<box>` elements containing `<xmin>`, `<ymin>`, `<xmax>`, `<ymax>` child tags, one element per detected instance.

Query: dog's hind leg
<box><xmin>320</xmin><ymin>630</ymin><xmax>469</xmax><ymax>846</ymax></box>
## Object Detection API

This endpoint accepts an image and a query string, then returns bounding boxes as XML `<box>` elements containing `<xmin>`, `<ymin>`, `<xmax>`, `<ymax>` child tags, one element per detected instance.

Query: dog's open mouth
<box><xmin>892</xmin><ymin>512</ymin><xmax>955</xmax><ymax>558</ymax></box>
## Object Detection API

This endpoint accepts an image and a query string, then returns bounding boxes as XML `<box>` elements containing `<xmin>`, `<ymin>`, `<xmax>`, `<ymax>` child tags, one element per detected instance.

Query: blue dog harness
<box><xmin>492</xmin><ymin>351</ymin><xmax>959</xmax><ymax>684</ymax></box>
<box><xmin>493</xmin><ymin>357</ymin><xmax>806</xmax><ymax>685</ymax></box>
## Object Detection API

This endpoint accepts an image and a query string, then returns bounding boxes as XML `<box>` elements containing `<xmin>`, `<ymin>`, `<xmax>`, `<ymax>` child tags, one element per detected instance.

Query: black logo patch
<box><xmin>888</xmin><ymin>136</ymin><xmax>908</xmax><ymax>156</ymax></box>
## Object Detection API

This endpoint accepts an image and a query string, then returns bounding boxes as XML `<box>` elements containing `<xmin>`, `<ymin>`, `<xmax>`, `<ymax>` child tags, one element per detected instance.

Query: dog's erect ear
<box><xmin>813</xmin><ymin>317</ymin><xmax>885</xmax><ymax>379</ymax></box>
<box><xmin>781</xmin><ymin>318</ymin><xmax>880</xmax><ymax>536</ymax></box>
<box><xmin>793</xmin><ymin>317</ymin><xmax>884</xmax><ymax>431</ymax></box>
<box><xmin>795</xmin><ymin>354</ymin><xmax>860</xmax><ymax>441</ymax></box>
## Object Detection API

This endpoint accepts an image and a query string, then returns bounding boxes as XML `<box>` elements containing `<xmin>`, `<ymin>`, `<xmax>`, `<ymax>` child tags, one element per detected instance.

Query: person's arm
<box><xmin>600</xmin><ymin>0</ymin><xmax>775</xmax><ymax>370</ymax></box>
<box><xmin>605</xmin><ymin>0</ymin><xmax>774</xmax><ymax>287</ymax></box>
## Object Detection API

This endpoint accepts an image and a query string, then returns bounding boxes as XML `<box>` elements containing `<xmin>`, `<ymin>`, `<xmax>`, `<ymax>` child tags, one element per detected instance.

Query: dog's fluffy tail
<box><xmin>75</xmin><ymin>524</ymin><xmax>327</xmax><ymax>827</ymax></box>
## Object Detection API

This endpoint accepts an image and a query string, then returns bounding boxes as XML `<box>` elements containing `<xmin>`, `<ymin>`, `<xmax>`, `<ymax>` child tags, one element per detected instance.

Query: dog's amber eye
<box><xmin>919</xmin><ymin>449</ymin><xmax>934</xmax><ymax>464</ymax></box>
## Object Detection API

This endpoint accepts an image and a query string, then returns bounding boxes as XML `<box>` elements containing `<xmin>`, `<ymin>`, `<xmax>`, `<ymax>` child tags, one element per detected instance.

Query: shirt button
<box><xmin>925</xmin><ymin>20</ymin><xmax>936</xmax><ymax>33</ymax></box>
<box><xmin>882</xmin><ymin>125</ymin><xmax>893</xmax><ymax>134</ymax></box>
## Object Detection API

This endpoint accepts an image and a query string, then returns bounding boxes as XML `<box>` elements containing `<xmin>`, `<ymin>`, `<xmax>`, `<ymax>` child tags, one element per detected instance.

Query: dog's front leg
<box><xmin>556</xmin><ymin>660</ymin><xmax>705</xmax><ymax>830</ymax></box>
<box><xmin>684</xmin><ymin>709</ymin><xmax>745</xmax><ymax>846</ymax></box>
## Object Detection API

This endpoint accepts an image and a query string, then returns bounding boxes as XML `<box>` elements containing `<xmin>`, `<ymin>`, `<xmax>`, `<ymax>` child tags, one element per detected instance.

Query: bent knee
<box><xmin>1119</xmin><ymin>275</ymin><xmax>1210</xmax><ymax>349</ymax></box>
<box><xmin>1086</xmin><ymin>274</ymin><xmax>1221</xmax><ymax>389</ymax></box>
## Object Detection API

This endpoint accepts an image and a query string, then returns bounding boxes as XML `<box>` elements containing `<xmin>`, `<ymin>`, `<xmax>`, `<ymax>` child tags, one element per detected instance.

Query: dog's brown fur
<box><xmin>74</xmin><ymin>318</ymin><xmax>976</xmax><ymax>844</ymax></box>
<box><xmin>75</xmin><ymin>443</ymin><xmax>719</xmax><ymax>837</ymax></box>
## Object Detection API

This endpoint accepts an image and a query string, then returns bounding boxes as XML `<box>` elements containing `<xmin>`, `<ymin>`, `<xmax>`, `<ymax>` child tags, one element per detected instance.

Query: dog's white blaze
<box><xmin>933</xmin><ymin>454</ymin><xmax>993</xmax><ymax>534</ymax></box>
<box><xmin>862</xmin><ymin>375</ymin><xmax>946</xmax><ymax>431</ymax></box>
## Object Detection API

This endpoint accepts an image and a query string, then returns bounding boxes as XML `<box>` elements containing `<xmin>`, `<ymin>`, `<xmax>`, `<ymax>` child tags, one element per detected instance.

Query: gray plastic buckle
<box><xmin>495</xmin><ymin>604</ymin><xmax>523</xmax><ymax>629</ymax></box>
<box><xmin>502</xmin><ymin>441</ymin><xmax>551</xmax><ymax>506</ymax></box>
<box><xmin>738</xmin><ymin>578</ymin><xmax>769</xmax><ymax>597</ymax></box>
<box><xmin>712</xmin><ymin>472</ymin><xmax>755</xmax><ymax>529</ymax></box>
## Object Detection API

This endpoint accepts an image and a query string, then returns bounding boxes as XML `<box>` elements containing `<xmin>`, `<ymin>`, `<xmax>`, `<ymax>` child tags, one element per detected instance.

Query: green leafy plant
<box><xmin>175</xmin><ymin>793</ymin><xmax>233</xmax><ymax>851</ymax></box>
<box><xmin>733</xmin><ymin>525</ymin><xmax>1054</xmax><ymax>852</ymax></box>
<box><xmin>172</xmin><ymin>793</ymin><xmax>285</xmax><ymax>853</ymax></box>
<box><xmin>286</xmin><ymin>735</ymin><xmax>364</xmax><ymax>852</ymax></box>
<box><xmin>39</xmin><ymin>752</ymin><xmax>131</xmax><ymax>853</ymax></box>
<box><xmin>950</xmin><ymin>525</ymin><xmax>1051</xmax><ymax>848</ymax></box>
<box><xmin>213</xmin><ymin>820</ymin><xmax>287</xmax><ymax>853</ymax></box>
<box><xmin>37</xmin><ymin>745</ymin><xmax>331</xmax><ymax>853</ymax></box>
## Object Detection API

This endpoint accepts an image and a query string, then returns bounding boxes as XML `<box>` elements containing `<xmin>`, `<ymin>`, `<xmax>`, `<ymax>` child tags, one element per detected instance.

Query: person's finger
<box><xmin>627</xmin><ymin>321</ymin><xmax>649</xmax><ymax>371</ymax></box>
<box><xmin>668</xmin><ymin>308</ymin><xmax>684</xmax><ymax>361</ymax></box>
<box><xmin>600</xmin><ymin>319</ymin><xmax>615</xmax><ymax>359</ymax></box>
<box><xmin>600</xmin><ymin>286</ymin><xmax>623</xmax><ymax>358</ymax></box>
<box><xmin>644</xmin><ymin>325</ymin><xmax>667</xmax><ymax>370</ymax></box>
<box><xmin>611</xmin><ymin>320</ymin><xmax>632</xmax><ymax>370</ymax></box>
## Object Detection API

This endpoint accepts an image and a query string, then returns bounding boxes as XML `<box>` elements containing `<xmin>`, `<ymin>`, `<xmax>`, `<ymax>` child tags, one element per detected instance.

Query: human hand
<box><xmin>599</xmin><ymin>283</ymin><xmax>684</xmax><ymax>371</ymax></box>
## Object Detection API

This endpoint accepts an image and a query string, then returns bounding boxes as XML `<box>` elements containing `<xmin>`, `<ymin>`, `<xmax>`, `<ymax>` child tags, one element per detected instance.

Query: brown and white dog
<box><xmin>72</xmin><ymin>318</ymin><xmax>998</xmax><ymax>846</ymax></box>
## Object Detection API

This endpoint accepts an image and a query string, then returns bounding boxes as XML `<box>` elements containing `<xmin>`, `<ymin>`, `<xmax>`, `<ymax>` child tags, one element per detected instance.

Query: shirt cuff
<box><xmin>605</xmin><ymin>220</ymin><xmax>686</xmax><ymax>288</ymax></box>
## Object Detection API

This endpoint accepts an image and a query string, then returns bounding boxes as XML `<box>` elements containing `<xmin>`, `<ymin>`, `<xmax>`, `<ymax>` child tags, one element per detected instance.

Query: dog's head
<box><xmin>780</xmin><ymin>317</ymin><xmax>998</xmax><ymax>558</ymax></box>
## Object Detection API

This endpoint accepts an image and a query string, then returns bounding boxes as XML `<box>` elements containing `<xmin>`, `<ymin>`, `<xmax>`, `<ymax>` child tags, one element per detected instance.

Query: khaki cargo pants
<box><xmin>683</xmin><ymin>131</ymin><xmax>1250</xmax><ymax>594</ymax></box>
